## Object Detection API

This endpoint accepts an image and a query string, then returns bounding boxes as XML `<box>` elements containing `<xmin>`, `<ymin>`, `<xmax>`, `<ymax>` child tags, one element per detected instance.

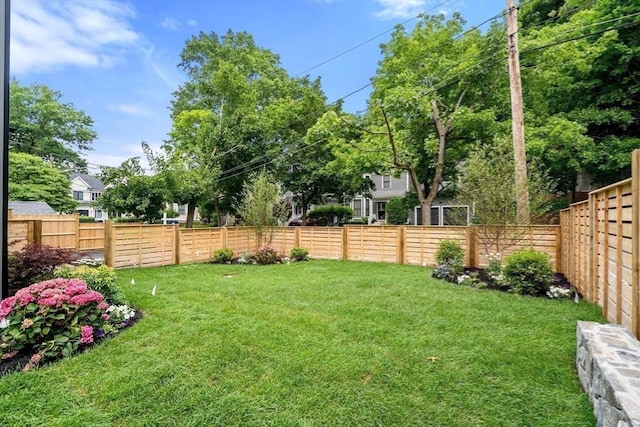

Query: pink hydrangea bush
<box><xmin>0</xmin><ymin>278</ymin><xmax>108</xmax><ymax>366</ymax></box>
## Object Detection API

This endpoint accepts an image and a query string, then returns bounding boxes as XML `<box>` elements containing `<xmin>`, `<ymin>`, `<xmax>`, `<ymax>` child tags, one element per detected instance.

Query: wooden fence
<box><xmin>103</xmin><ymin>221</ymin><xmax>561</xmax><ymax>271</ymax></box>
<box><xmin>8</xmin><ymin>213</ymin><xmax>79</xmax><ymax>250</ymax></box>
<box><xmin>559</xmin><ymin>149</ymin><xmax>640</xmax><ymax>338</ymax></box>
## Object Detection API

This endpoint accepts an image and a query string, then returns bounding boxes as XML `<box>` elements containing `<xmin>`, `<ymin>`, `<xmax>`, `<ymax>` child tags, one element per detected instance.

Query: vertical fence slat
<box><xmin>632</xmin><ymin>150</ymin><xmax>640</xmax><ymax>337</ymax></box>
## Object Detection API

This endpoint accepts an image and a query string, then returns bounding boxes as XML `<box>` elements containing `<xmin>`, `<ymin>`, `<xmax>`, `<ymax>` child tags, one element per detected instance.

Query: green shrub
<box><xmin>254</xmin><ymin>246</ymin><xmax>280</xmax><ymax>265</ymax></box>
<box><xmin>290</xmin><ymin>247</ymin><xmax>309</xmax><ymax>261</ymax></box>
<box><xmin>213</xmin><ymin>248</ymin><xmax>234</xmax><ymax>264</ymax></box>
<box><xmin>79</xmin><ymin>215</ymin><xmax>95</xmax><ymax>223</ymax></box>
<box><xmin>435</xmin><ymin>239</ymin><xmax>464</xmax><ymax>266</ymax></box>
<box><xmin>432</xmin><ymin>240</ymin><xmax>465</xmax><ymax>282</ymax></box>
<box><xmin>386</xmin><ymin>198</ymin><xmax>408</xmax><ymax>225</ymax></box>
<box><xmin>308</xmin><ymin>205</ymin><xmax>353</xmax><ymax>226</ymax></box>
<box><xmin>503</xmin><ymin>249</ymin><xmax>555</xmax><ymax>296</ymax></box>
<box><xmin>112</xmin><ymin>217</ymin><xmax>140</xmax><ymax>223</ymax></box>
<box><xmin>164</xmin><ymin>208</ymin><xmax>179</xmax><ymax>218</ymax></box>
<box><xmin>54</xmin><ymin>264</ymin><xmax>127</xmax><ymax>305</ymax></box>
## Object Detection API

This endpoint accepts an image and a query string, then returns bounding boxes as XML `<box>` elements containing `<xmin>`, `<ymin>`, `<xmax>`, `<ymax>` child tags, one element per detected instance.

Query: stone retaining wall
<box><xmin>577</xmin><ymin>321</ymin><xmax>640</xmax><ymax>427</ymax></box>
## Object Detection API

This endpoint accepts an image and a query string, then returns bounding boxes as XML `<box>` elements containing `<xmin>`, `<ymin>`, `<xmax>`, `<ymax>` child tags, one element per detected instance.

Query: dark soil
<box><xmin>0</xmin><ymin>310</ymin><xmax>143</xmax><ymax>377</ymax></box>
<box><xmin>461</xmin><ymin>267</ymin><xmax>576</xmax><ymax>297</ymax></box>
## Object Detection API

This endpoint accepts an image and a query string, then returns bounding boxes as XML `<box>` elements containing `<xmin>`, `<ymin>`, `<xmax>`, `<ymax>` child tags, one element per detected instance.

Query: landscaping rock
<box><xmin>577</xmin><ymin>321</ymin><xmax>640</xmax><ymax>427</ymax></box>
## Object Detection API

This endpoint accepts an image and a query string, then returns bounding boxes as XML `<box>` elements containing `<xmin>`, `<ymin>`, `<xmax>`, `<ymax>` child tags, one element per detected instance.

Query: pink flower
<box><xmin>64</xmin><ymin>281</ymin><xmax>87</xmax><ymax>296</ymax></box>
<box><xmin>0</xmin><ymin>296</ymin><xmax>17</xmax><ymax>317</ymax></box>
<box><xmin>70</xmin><ymin>290</ymin><xmax>103</xmax><ymax>306</ymax></box>
<box><xmin>97</xmin><ymin>302</ymin><xmax>109</xmax><ymax>311</ymax></box>
<box><xmin>37</xmin><ymin>292</ymin><xmax>70</xmax><ymax>308</ymax></box>
<box><xmin>30</xmin><ymin>353</ymin><xmax>42</xmax><ymax>365</ymax></box>
<box><xmin>101</xmin><ymin>314</ymin><xmax>110</xmax><ymax>321</ymax></box>
<box><xmin>15</xmin><ymin>291</ymin><xmax>35</xmax><ymax>306</ymax></box>
<box><xmin>80</xmin><ymin>325</ymin><xmax>94</xmax><ymax>344</ymax></box>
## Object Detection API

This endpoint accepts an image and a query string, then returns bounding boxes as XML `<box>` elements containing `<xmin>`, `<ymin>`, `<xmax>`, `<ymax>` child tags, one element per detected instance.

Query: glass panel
<box><xmin>430</xmin><ymin>207</ymin><xmax>440</xmax><ymax>226</ymax></box>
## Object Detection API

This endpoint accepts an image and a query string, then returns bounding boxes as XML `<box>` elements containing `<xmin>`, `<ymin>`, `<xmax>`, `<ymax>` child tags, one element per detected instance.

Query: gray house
<box><xmin>349</xmin><ymin>172</ymin><xmax>470</xmax><ymax>225</ymax></box>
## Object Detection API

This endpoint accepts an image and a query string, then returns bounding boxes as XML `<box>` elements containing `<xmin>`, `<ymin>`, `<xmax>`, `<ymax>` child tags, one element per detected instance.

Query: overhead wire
<box><xmin>213</xmin><ymin>11</ymin><xmax>640</xmax><ymax>183</ymax></box>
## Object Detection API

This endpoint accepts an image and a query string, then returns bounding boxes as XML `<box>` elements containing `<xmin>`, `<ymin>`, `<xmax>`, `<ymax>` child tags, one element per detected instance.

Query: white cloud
<box><xmin>111</xmin><ymin>103</ymin><xmax>153</xmax><ymax>117</ymax></box>
<box><xmin>186</xmin><ymin>19</ymin><xmax>197</xmax><ymax>27</ymax></box>
<box><xmin>374</xmin><ymin>0</ymin><xmax>426</xmax><ymax>19</ymax></box>
<box><xmin>10</xmin><ymin>0</ymin><xmax>139</xmax><ymax>73</ymax></box>
<box><xmin>160</xmin><ymin>17</ymin><xmax>181</xmax><ymax>30</ymax></box>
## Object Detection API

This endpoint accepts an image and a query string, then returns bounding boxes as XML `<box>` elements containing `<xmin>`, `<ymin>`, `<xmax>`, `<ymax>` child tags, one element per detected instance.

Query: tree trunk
<box><xmin>186</xmin><ymin>203</ymin><xmax>196</xmax><ymax>229</ymax></box>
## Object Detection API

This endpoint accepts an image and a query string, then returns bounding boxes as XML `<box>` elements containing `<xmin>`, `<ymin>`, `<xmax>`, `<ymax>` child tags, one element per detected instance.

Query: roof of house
<box><xmin>71</xmin><ymin>173</ymin><xmax>105</xmax><ymax>191</ymax></box>
<box><xmin>8</xmin><ymin>201</ymin><xmax>56</xmax><ymax>215</ymax></box>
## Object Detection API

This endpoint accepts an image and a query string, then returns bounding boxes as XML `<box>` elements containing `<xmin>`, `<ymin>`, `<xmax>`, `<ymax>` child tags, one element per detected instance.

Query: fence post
<box><xmin>555</xmin><ymin>225</ymin><xmax>562</xmax><ymax>273</ymax></box>
<box><xmin>397</xmin><ymin>226</ymin><xmax>405</xmax><ymax>265</ymax></box>
<box><xmin>174</xmin><ymin>225</ymin><xmax>181</xmax><ymax>265</ymax></box>
<box><xmin>631</xmin><ymin>149</ymin><xmax>639</xmax><ymax>338</ymax></box>
<box><xmin>589</xmin><ymin>192</ymin><xmax>597</xmax><ymax>304</ymax></box>
<box><xmin>468</xmin><ymin>226</ymin><xmax>477</xmax><ymax>268</ymax></box>
<box><xmin>294</xmin><ymin>227</ymin><xmax>300</xmax><ymax>249</ymax></box>
<box><xmin>74</xmin><ymin>213</ymin><xmax>80</xmax><ymax>250</ymax></box>
<box><xmin>32</xmin><ymin>220</ymin><xmax>42</xmax><ymax>245</ymax></box>
<box><xmin>342</xmin><ymin>226</ymin><xmax>348</xmax><ymax>261</ymax></box>
<box><xmin>104</xmin><ymin>220</ymin><xmax>113</xmax><ymax>268</ymax></box>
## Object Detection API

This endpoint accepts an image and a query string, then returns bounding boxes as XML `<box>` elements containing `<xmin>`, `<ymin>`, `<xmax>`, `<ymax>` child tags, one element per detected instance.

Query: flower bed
<box><xmin>0</xmin><ymin>278</ymin><xmax>139</xmax><ymax>375</ymax></box>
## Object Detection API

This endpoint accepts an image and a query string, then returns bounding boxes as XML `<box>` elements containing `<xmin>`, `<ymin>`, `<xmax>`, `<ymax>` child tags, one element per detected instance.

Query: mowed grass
<box><xmin>0</xmin><ymin>260</ymin><xmax>603</xmax><ymax>426</ymax></box>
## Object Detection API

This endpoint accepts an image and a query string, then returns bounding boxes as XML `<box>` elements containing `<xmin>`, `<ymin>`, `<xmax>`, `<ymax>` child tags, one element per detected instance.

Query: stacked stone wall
<box><xmin>577</xmin><ymin>321</ymin><xmax>640</xmax><ymax>427</ymax></box>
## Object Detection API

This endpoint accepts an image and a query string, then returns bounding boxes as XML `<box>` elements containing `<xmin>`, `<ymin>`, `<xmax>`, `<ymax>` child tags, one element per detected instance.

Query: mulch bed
<box><xmin>463</xmin><ymin>267</ymin><xmax>573</xmax><ymax>294</ymax></box>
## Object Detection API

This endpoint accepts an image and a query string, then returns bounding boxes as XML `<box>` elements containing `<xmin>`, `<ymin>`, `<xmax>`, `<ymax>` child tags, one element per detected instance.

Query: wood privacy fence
<box><xmin>103</xmin><ymin>221</ymin><xmax>561</xmax><ymax>271</ymax></box>
<box><xmin>559</xmin><ymin>149</ymin><xmax>640</xmax><ymax>338</ymax></box>
<box><xmin>8</xmin><ymin>213</ymin><xmax>79</xmax><ymax>250</ymax></box>
<box><xmin>7</xmin><ymin>214</ymin><xmax>104</xmax><ymax>252</ymax></box>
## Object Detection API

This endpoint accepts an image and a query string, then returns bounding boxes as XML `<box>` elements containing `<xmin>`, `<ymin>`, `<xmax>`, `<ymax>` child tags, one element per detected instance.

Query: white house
<box><xmin>70</xmin><ymin>174</ymin><xmax>108</xmax><ymax>221</ymax></box>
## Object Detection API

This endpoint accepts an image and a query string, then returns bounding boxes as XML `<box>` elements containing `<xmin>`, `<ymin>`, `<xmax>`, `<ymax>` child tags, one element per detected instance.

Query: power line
<box><xmin>214</xmin><ymin>14</ymin><xmax>640</xmax><ymax>183</ymax></box>
<box><xmin>295</xmin><ymin>0</ymin><xmax>454</xmax><ymax>77</ymax></box>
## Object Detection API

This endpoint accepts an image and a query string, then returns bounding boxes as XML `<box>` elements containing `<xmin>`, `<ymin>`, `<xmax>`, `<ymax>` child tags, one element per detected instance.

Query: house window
<box><xmin>73</xmin><ymin>191</ymin><xmax>83</xmax><ymax>201</ymax></box>
<box><xmin>178</xmin><ymin>205</ymin><xmax>186</xmax><ymax>215</ymax></box>
<box><xmin>377</xmin><ymin>201</ymin><xmax>387</xmax><ymax>220</ymax></box>
<box><xmin>95</xmin><ymin>209</ymin><xmax>103</xmax><ymax>220</ymax></box>
<box><xmin>353</xmin><ymin>199</ymin><xmax>362</xmax><ymax>218</ymax></box>
<box><xmin>365</xmin><ymin>199</ymin><xmax>370</xmax><ymax>217</ymax></box>
<box><xmin>430</xmin><ymin>207</ymin><xmax>440</xmax><ymax>226</ymax></box>
<box><xmin>78</xmin><ymin>210</ymin><xmax>89</xmax><ymax>216</ymax></box>
<box><xmin>382</xmin><ymin>175</ymin><xmax>391</xmax><ymax>188</ymax></box>
<box><xmin>91</xmin><ymin>192</ymin><xmax>101</xmax><ymax>201</ymax></box>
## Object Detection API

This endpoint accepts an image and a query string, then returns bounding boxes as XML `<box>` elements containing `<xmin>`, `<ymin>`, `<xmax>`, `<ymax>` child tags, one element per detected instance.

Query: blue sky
<box><xmin>10</xmin><ymin>0</ymin><xmax>502</xmax><ymax>173</ymax></box>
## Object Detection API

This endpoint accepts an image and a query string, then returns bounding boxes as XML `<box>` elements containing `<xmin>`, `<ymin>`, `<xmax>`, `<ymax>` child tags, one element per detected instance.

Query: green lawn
<box><xmin>0</xmin><ymin>260</ymin><xmax>603</xmax><ymax>426</ymax></box>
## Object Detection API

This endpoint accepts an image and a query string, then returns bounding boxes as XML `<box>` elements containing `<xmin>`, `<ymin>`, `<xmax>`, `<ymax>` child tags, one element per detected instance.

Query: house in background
<box><xmin>349</xmin><ymin>172</ymin><xmax>470</xmax><ymax>225</ymax></box>
<box><xmin>8</xmin><ymin>201</ymin><xmax>56</xmax><ymax>215</ymax></box>
<box><xmin>70</xmin><ymin>174</ymin><xmax>108</xmax><ymax>222</ymax></box>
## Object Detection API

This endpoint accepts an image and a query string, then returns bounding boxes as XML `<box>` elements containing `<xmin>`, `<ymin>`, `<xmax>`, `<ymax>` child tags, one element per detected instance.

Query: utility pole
<box><xmin>507</xmin><ymin>0</ymin><xmax>530</xmax><ymax>225</ymax></box>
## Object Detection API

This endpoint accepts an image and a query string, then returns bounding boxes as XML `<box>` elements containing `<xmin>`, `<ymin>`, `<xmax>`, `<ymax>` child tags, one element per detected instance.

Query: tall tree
<box><xmin>283</xmin><ymin>108</ymin><xmax>374</xmax><ymax>221</ymax></box>
<box><xmin>169</xmin><ymin>30</ymin><xmax>327</xmax><ymax>216</ymax></box>
<box><xmin>9</xmin><ymin>80</ymin><xmax>96</xmax><ymax>172</ymax></box>
<box><xmin>335</xmin><ymin>14</ymin><xmax>506</xmax><ymax>225</ymax></box>
<box><xmin>520</xmin><ymin>0</ymin><xmax>640</xmax><ymax>191</ymax></box>
<box><xmin>8</xmin><ymin>152</ymin><xmax>77</xmax><ymax>213</ymax></box>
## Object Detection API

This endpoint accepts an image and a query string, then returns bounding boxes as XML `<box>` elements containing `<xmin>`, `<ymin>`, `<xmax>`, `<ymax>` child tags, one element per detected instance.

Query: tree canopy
<box><xmin>168</xmin><ymin>30</ymin><xmax>329</xmax><ymax>218</ymax></box>
<box><xmin>8</xmin><ymin>152</ymin><xmax>78</xmax><ymax>213</ymax></box>
<box><xmin>98</xmin><ymin>158</ymin><xmax>168</xmax><ymax>222</ymax></box>
<box><xmin>9</xmin><ymin>79</ymin><xmax>96</xmax><ymax>172</ymax></box>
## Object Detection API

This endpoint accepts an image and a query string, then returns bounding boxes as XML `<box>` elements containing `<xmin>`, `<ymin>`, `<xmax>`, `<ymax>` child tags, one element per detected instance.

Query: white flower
<box><xmin>457</xmin><ymin>274</ymin><xmax>471</xmax><ymax>284</ymax></box>
<box><xmin>0</xmin><ymin>317</ymin><xmax>9</xmax><ymax>329</ymax></box>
